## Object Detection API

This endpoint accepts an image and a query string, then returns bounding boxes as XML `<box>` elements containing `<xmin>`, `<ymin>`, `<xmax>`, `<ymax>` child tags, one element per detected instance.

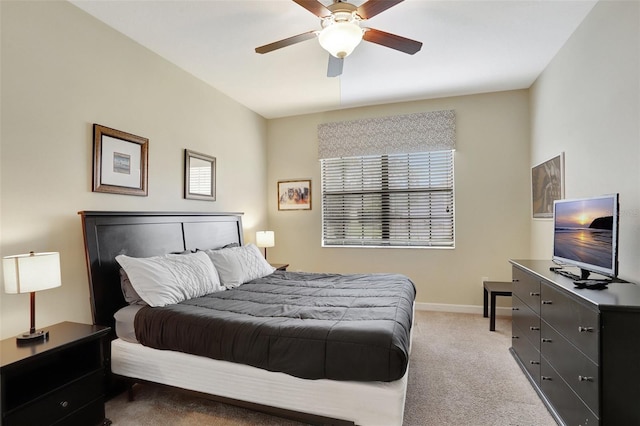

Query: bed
<box><xmin>80</xmin><ymin>211</ymin><xmax>415</xmax><ymax>425</ymax></box>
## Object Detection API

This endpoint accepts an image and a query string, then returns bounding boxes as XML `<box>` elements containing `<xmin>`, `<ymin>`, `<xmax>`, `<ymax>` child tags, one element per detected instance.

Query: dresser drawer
<box><xmin>512</xmin><ymin>267</ymin><xmax>541</xmax><ymax>314</ymax></box>
<box><xmin>512</xmin><ymin>295</ymin><xmax>541</xmax><ymax>350</ymax></box>
<box><xmin>512</xmin><ymin>323</ymin><xmax>540</xmax><ymax>385</ymax></box>
<box><xmin>541</xmin><ymin>282</ymin><xmax>599</xmax><ymax>362</ymax></box>
<box><xmin>541</xmin><ymin>320</ymin><xmax>599</xmax><ymax>415</ymax></box>
<box><xmin>541</xmin><ymin>358</ymin><xmax>599</xmax><ymax>426</ymax></box>
<box><xmin>4</xmin><ymin>369</ymin><xmax>103</xmax><ymax>426</ymax></box>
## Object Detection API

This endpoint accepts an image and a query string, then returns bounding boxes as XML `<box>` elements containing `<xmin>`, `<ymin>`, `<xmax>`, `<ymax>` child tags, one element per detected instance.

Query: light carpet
<box><xmin>105</xmin><ymin>311</ymin><xmax>556</xmax><ymax>425</ymax></box>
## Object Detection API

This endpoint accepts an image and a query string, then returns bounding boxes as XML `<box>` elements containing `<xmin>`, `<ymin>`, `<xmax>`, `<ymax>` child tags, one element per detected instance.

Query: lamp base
<box><xmin>16</xmin><ymin>329</ymin><xmax>49</xmax><ymax>344</ymax></box>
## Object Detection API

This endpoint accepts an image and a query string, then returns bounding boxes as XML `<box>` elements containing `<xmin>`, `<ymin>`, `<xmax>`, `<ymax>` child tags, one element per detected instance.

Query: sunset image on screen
<box><xmin>554</xmin><ymin>197</ymin><xmax>614</xmax><ymax>269</ymax></box>
<box><xmin>555</xmin><ymin>198</ymin><xmax>613</xmax><ymax>229</ymax></box>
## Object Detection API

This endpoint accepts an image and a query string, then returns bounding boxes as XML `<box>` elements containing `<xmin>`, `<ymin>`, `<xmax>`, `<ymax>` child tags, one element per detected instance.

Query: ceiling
<box><xmin>70</xmin><ymin>0</ymin><xmax>597</xmax><ymax>119</ymax></box>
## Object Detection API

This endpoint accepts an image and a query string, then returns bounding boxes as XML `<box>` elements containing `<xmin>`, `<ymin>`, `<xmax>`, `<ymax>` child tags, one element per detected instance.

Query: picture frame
<box><xmin>184</xmin><ymin>149</ymin><xmax>216</xmax><ymax>201</ymax></box>
<box><xmin>278</xmin><ymin>179</ymin><xmax>311</xmax><ymax>210</ymax></box>
<box><xmin>93</xmin><ymin>124</ymin><xmax>148</xmax><ymax>196</ymax></box>
<box><xmin>532</xmin><ymin>152</ymin><xmax>564</xmax><ymax>218</ymax></box>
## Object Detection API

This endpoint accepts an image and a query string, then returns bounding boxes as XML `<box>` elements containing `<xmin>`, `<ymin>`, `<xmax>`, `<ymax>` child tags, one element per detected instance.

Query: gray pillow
<box><xmin>119</xmin><ymin>268</ymin><xmax>147</xmax><ymax>306</ymax></box>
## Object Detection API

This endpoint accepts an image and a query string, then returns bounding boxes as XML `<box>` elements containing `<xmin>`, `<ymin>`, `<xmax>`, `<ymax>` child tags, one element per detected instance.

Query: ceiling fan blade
<box><xmin>292</xmin><ymin>0</ymin><xmax>332</xmax><ymax>18</ymax></box>
<box><xmin>255</xmin><ymin>31</ymin><xmax>317</xmax><ymax>54</ymax></box>
<box><xmin>327</xmin><ymin>55</ymin><xmax>343</xmax><ymax>77</ymax></box>
<box><xmin>357</xmin><ymin>0</ymin><xmax>404</xmax><ymax>20</ymax></box>
<box><xmin>363</xmin><ymin>28</ymin><xmax>422</xmax><ymax>54</ymax></box>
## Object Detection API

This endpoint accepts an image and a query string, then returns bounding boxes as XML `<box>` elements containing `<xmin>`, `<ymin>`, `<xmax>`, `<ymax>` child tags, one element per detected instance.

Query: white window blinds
<box><xmin>321</xmin><ymin>150</ymin><xmax>454</xmax><ymax>247</ymax></box>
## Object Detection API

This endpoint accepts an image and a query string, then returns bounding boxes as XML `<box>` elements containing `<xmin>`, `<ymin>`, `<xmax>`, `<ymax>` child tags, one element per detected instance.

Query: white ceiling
<box><xmin>70</xmin><ymin>0</ymin><xmax>597</xmax><ymax>119</ymax></box>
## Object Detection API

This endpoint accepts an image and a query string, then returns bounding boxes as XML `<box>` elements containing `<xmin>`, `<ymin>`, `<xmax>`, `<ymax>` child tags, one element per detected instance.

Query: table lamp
<box><xmin>3</xmin><ymin>251</ymin><xmax>61</xmax><ymax>342</ymax></box>
<box><xmin>255</xmin><ymin>231</ymin><xmax>275</xmax><ymax>260</ymax></box>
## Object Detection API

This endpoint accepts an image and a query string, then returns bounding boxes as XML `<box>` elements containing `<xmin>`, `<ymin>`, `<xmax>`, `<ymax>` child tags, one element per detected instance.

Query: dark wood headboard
<box><xmin>79</xmin><ymin>211</ymin><xmax>244</xmax><ymax>329</ymax></box>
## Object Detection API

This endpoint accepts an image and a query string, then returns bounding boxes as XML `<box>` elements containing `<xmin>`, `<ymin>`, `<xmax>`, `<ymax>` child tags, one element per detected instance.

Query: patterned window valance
<box><xmin>317</xmin><ymin>110</ymin><xmax>456</xmax><ymax>159</ymax></box>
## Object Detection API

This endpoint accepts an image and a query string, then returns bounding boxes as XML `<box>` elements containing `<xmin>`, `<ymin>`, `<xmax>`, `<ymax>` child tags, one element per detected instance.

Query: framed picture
<box><xmin>532</xmin><ymin>153</ymin><xmax>564</xmax><ymax>218</ymax></box>
<box><xmin>278</xmin><ymin>179</ymin><xmax>311</xmax><ymax>210</ymax></box>
<box><xmin>93</xmin><ymin>124</ymin><xmax>148</xmax><ymax>196</ymax></box>
<box><xmin>184</xmin><ymin>149</ymin><xmax>216</xmax><ymax>201</ymax></box>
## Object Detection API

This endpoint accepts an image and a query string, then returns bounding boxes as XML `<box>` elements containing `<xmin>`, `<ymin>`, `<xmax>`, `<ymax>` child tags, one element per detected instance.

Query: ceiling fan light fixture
<box><xmin>318</xmin><ymin>21</ymin><xmax>363</xmax><ymax>59</ymax></box>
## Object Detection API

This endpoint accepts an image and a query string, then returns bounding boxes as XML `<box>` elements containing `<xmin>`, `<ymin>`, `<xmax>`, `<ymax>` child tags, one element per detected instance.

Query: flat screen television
<box><xmin>552</xmin><ymin>194</ymin><xmax>619</xmax><ymax>280</ymax></box>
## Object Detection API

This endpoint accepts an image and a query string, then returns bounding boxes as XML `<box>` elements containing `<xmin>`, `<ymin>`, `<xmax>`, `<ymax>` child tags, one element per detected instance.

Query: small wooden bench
<box><xmin>483</xmin><ymin>281</ymin><xmax>512</xmax><ymax>331</ymax></box>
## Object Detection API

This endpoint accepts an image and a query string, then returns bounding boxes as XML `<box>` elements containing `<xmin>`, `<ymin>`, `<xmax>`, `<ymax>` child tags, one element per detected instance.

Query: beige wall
<box><xmin>0</xmin><ymin>1</ymin><xmax>269</xmax><ymax>339</ymax></box>
<box><xmin>266</xmin><ymin>91</ymin><xmax>532</xmax><ymax>307</ymax></box>
<box><xmin>530</xmin><ymin>0</ymin><xmax>640</xmax><ymax>282</ymax></box>
<box><xmin>5</xmin><ymin>0</ymin><xmax>634</xmax><ymax>341</ymax></box>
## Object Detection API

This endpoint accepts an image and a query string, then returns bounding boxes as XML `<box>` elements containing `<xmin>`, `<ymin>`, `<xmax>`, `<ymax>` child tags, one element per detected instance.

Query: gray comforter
<box><xmin>134</xmin><ymin>271</ymin><xmax>416</xmax><ymax>382</ymax></box>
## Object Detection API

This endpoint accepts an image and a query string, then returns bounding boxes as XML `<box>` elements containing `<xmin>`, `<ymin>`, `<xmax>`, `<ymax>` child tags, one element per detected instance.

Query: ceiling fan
<box><xmin>255</xmin><ymin>0</ymin><xmax>423</xmax><ymax>77</ymax></box>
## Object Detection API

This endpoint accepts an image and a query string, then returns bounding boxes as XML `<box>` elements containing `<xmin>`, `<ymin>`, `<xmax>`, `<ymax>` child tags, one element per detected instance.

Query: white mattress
<box><xmin>111</xmin><ymin>338</ymin><xmax>408</xmax><ymax>425</ymax></box>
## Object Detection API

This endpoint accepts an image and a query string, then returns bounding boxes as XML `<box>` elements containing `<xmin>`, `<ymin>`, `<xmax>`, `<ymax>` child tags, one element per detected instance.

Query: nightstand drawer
<box><xmin>4</xmin><ymin>369</ymin><xmax>104</xmax><ymax>426</ymax></box>
<box><xmin>53</xmin><ymin>398</ymin><xmax>106</xmax><ymax>426</ymax></box>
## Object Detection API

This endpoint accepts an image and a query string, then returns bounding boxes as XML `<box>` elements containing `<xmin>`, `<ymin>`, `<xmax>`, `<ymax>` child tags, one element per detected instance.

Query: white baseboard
<box><xmin>415</xmin><ymin>302</ymin><xmax>512</xmax><ymax>317</ymax></box>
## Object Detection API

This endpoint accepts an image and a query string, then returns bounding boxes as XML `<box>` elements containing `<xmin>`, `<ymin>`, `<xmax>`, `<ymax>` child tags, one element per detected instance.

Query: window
<box><xmin>321</xmin><ymin>150</ymin><xmax>454</xmax><ymax>248</ymax></box>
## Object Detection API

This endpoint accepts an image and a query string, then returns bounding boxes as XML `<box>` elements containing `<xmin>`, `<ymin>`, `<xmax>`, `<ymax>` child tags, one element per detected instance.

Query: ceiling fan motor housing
<box><xmin>319</xmin><ymin>3</ymin><xmax>363</xmax><ymax>58</ymax></box>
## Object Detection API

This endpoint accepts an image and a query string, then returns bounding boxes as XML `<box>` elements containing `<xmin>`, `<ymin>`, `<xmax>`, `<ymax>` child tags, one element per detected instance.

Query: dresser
<box><xmin>510</xmin><ymin>260</ymin><xmax>640</xmax><ymax>425</ymax></box>
<box><xmin>0</xmin><ymin>321</ymin><xmax>111</xmax><ymax>426</ymax></box>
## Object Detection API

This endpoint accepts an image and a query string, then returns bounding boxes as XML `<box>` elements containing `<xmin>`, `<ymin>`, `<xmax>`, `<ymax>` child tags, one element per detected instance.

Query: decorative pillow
<box><xmin>115</xmin><ymin>251</ymin><xmax>223</xmax><ymax>307</ymax></box>
<box><xmin>119</xmin><ymin>268</ymin><xmax>147</xmax><ymax>306</ymax></box>
<box><xmin>204</xmin><ymin>243</ymin><xmax>275</xmax><ymax>288</ymax></box>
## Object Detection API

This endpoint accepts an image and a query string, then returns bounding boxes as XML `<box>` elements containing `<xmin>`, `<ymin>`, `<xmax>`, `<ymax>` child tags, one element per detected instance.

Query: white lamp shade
<box><xmin>3</xmin><ymin>252</ymin><xmax>61</xmax><ymax>294</ymax></box>
<box><xmin>256</xmin><ymin>231</ymin><xmax>275</xmax><ymax>248</ymax></box>
<box><xmin>318</xmin><ymin>22</ymin><xmax>363</xmax><ymax>58</ymax></box>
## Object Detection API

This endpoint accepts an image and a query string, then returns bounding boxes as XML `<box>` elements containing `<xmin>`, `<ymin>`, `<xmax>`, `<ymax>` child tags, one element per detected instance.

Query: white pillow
<box><xmin>204</xmin><ymin>243</ymin><xmax>275</xmax><ymax>288</ymax></box>
<box><xmin>115</xmin><ymin>251</ymin><xmax>223</xmax><ymax>307</ymax></box>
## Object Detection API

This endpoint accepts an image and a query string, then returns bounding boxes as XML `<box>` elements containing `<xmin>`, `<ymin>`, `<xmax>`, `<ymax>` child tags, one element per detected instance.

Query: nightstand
<box><xmin>271</xmin><ymin>263</ymin><xmax>289</xmax><ymax>271</ymax></box>
<box><xmin>0</xmin><ymin>321</ymin><xmax>111</xmax><ymax>426</ymax></box>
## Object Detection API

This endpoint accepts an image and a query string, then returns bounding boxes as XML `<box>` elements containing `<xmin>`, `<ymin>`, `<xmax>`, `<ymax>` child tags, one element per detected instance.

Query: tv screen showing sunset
<box><xmin>554</xmin><ymin>197</ymin><xmax>614</xmax><ymax>269</ymax></box>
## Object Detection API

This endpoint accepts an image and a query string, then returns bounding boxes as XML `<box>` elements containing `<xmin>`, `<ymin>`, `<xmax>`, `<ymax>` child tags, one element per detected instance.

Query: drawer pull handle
<box><xmin>578</xmin><ymin>326</ymin><xmax>594</xmax><ymax>333</ymax></box>
<box><xmin>512</xmin><ymin>336</ymin><xmax>519</xmax><ymax>339</ymax></box>
<box><xmin>529</xmin><ymin>361</ymin><xmax>540</xmax><ymax>365</ymax></box>
<box><xmin>541</xmin><ymin>338</ymin><xmax>552</xmax><ymax>343</ymax></box>
<box><xmin>541</xmin><ymin>376</ymin><xmax>553</xmax><ymax>381</ymax></box>
<box><xmin>578</xmin><ymin>375</ymin><xmax>594</xmax><ymax>382</ymax></box>
<box><xmin>542</xmin><ymin>300</ymin><xmax>553</xmax><ymax>305</ymax></box>
<box><xmin>529</xmin><ymin>326</ymin><xmax>540</xmax><ymax>331</ymax></box>
<box><xmin>512</xmin><ymin>307</ymin><xmax>519</xmax><ymax>311</ymax></box>
<box><xmin>60</xmin><ymin>400</ymin><xmax>69</xmax><ymax>409</ymax></box>
<box><xmin>529</xmin><ymin>292</ymin><xmax>540</xmax><ymax>296</ymax></box>
<box><xmin>512</xmin><ymin>279</ymin><xmax>520</xmax><ymax>283</ymax></box>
